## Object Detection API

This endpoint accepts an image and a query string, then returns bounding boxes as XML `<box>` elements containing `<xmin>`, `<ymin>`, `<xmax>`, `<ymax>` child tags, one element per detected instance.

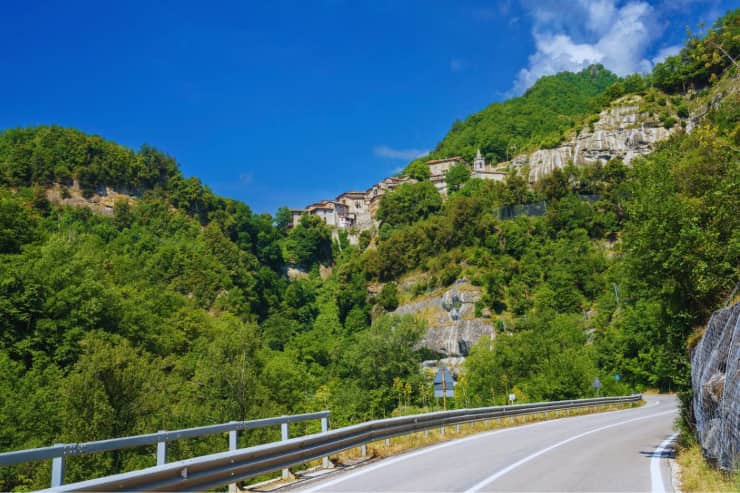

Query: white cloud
<box><xmin>512</xmin><ymin>0</ymin><xmax>673</xmax><ymax>94</ymax></box>
<box><xmin>373</xmin><ymin>145</ymin><xmax>428</xmax><ymax>160</ymax></box>
<box><xmin>651</xmin><ymin>44</ymin><xmax>682</xmax><ymax>65</ymax></box>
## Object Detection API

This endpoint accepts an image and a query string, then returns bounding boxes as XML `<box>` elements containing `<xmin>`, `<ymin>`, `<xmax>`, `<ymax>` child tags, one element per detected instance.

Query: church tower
<box><xmin>473</xmin><ymin>148</ymin><xmax>485</xmax><ymax>171</ymax></box>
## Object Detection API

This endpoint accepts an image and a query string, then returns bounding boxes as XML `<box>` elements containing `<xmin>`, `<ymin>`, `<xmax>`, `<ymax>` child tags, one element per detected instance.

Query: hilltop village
<box><xmin>289</xmin><ymin>150</ymin><xmax>506</xmax><ymax>232</ymax></box>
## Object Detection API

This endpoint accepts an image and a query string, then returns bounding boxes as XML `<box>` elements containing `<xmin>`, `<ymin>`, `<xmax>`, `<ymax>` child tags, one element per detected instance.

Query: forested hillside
<box><xmin>0</xmin><ymin>9</ymin><xmax>737</xmax><ymax>491</ymax></box>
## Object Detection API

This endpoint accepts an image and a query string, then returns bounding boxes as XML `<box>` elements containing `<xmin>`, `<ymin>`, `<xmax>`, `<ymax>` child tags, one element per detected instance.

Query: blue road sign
<box><xmin>434</xmin><ymin>365</ymin><xmax>454</xmax><ymax>398</ymax></box>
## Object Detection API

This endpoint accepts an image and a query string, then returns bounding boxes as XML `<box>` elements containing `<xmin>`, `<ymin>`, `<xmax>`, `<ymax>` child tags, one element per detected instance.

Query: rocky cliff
<box><xmin>691</xmin><ymin>301</ymin><xmax>739</xmax><ymax>471</ymax></box>
<box><xmin>394</xmin><ymin>279</ymin><xmax>494</xmax><ymax>357</ymax></box>
<box><xmin>45</xmin><ymin>181</ymin><xmax>137</xmax><ymax>216</ymax></box>
<box><xmin>510</xmin><ymin>95</ymin><xmax>675</xmax><ymax>181</ymax></box>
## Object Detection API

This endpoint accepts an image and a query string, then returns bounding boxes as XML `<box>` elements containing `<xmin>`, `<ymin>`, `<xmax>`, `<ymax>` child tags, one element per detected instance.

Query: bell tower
<box><xmin>473</xmin><ymin>149</ymin><xmax>485</xmax><ymax>171</ymax></box>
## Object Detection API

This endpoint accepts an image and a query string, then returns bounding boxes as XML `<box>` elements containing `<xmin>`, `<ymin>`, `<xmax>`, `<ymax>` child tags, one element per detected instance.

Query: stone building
<box><xmin>427</xmin><ymin>156</ymin><xmax>464</xmax><ymax>177</ymax></box>
<box><xmin>366</xmin><ymin>176</ymin><xmax>415</xmax><ymax>216</ymax></box>
<box><xmin>427</xmin><ymin>150</ymin><xmax>506</xmax><ymax>194</ymax></box>
<box><xmin>290</xmin><ymin>200</ymin><xmax>352</xmax><ymax>229</ymax></box>
<box><xmin>470</xmin><ymin>149</ymin><xmax>507</xmax><ymax>182</ymax></box>
<box><xmin>336</xmin><ymin>191</ymin><xmax>373</xmax><ymax>230</ymax></box>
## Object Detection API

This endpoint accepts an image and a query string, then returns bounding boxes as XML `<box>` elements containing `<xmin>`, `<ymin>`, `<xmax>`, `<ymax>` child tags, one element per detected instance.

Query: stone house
<box><xmin>427</xmin><ymin>156</ymin><xmax>464</xmax><ymax>177</ymax></box>
<box><xmin>336</xmin><ymin>191</ymin><xmax>372</xmax><ymax>230</ymax></box>
<box><xmin>366</xmin><ymin>176</ymin><xmax>415</xmax><ymax>215</ymax></box>
<box><xmin>290</xmin><ymin>200</ymin><xmax>352</xmax><ymax>229</ymax></box>
<box><xmin>427</xmin><ymin>150</ymin><xmax>506</xmax><ymax>194</ymax></box>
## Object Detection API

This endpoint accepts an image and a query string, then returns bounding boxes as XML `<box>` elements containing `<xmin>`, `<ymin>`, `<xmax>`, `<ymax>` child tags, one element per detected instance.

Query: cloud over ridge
<box><xmin>513</xmin><ymin>0</ymin><xmax>683</xmax><ymax>94</ymax></box>
<box><xmin>374</xmin><ymin>145</ymin><xmax>429</xmax><ymax>160</ymax></box>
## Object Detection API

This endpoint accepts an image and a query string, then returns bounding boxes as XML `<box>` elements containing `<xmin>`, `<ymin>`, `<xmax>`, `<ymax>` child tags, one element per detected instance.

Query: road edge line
<box><xmin>464</xmin><ymin>410</ymin><xmax>676</xmax><ymax>493</ymax></box>
<box><xmin>651</xmin><ymin>432</ymin><xmax>679</xmax><ymax>493</ymax></box>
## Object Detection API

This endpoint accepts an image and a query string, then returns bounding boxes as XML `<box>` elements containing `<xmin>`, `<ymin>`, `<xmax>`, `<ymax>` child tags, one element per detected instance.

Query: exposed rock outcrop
<box><xmin>691</xmin><ymin>302</ymin><xmax>740</xmax><ymax>471</ymax></box>
<box><xmin>394</xmin><ymin>280</ymin><xmax>494</xmax><ymax>357</ymax></box>
<box><xmin>46</xmin><ymin>181</ymin><xmax>137</xmax><ymax>216</ymax></box>
<box><xmin>510</xmin><ymin>96</ymin><xmax>676</xmax><ymax>181</ymax></box>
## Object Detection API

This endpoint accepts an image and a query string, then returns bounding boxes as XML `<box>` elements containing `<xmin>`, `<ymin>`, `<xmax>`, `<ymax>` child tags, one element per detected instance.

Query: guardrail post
<box><xmin>321</xmin><ymin>416</ymin><xmax>331</xmax><ymax>468</ymax></box>
<box><xmin>51</xmin><ymin>445</ymin><xmax>65</xmax><ymax>488</ymax></box>
<box><xmin>156</xmin><ymin>431</ymin><xmax>167</xmax><ymax>466</ymax></box>
<box><xmin>281</xmin><ymin>421</ymin><xmax>290</xmax><ymax>480</ymax></box>
<box><xmin>228</xmin><ymin>424</ymin><xmax>238</xmax><ymax>493</ymax></box>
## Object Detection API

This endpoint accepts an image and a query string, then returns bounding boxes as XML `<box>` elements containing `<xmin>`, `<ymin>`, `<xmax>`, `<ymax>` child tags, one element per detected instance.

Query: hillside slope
<box><xmin>0</xmin><ymin>9</ymin><xmax>737</xmax><ymax>490</ymax></box>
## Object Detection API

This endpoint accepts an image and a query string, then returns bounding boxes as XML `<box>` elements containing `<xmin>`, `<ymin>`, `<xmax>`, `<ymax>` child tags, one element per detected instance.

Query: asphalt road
<box><xmin>298</xmin><ymin>395</ymin><xmax>678</xmax><ymax>493</ymax></box>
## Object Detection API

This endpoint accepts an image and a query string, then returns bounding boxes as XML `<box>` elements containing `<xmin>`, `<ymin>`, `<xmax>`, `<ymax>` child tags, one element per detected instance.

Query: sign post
<box><xmin>508</xmin><ymin>393</ymin><xmax>516</xmax><ymax>405</ymax></box>
<box><xmin>592</xmin><ymin>377</ymin><xmax>602</xmax><ymax>397</ymax></box>
<box><xmin>434</xmin><ymin>365</ymin><xmax>454</xmax><ymax>411</ymax></box>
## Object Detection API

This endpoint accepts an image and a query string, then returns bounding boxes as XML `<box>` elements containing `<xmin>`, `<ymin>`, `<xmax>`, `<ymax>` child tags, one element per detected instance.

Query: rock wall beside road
<box><xmin>691</xmin><ymin>302</ymin><xmax>739</xmax><ymax>471</ymax></box>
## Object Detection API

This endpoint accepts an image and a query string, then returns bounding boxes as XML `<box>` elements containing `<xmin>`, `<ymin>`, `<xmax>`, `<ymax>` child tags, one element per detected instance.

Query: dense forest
<box><xmin>0</xmin><ymin>9</ymin><xmax>738</xmax><ymax>491</ymax></box>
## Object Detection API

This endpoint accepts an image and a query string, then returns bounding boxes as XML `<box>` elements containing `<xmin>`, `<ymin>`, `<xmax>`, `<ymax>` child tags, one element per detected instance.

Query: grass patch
<box><xmin>676</xmin><ymin>443</ymin><xmax>739</xmax><ymax>493</ymax></box>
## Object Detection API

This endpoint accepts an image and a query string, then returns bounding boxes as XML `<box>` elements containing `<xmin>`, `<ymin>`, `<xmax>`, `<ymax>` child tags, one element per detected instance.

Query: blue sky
<box><xmin>0</xmin><ymin>1</ymin><xmax>733</xmax><ymax>213</ymax></box>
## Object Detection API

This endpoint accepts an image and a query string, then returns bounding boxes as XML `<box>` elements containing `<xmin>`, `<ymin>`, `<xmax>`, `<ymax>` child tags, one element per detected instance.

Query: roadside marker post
<box><xmin>434</xmin><ymin>364</ymin><xmax>455</xmax><ymax>411</ymax></box>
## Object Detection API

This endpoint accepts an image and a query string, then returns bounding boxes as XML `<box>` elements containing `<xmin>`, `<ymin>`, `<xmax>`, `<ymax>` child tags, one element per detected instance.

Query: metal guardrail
<box><xmin>0</xmin><ymin>411</ymin><xmax>330</xmax><ymax>489</ymax></box>
<box><xmin>24</xmin><ymin>394</ymin><xmax>640</xmax><ymax>492</ymax></box>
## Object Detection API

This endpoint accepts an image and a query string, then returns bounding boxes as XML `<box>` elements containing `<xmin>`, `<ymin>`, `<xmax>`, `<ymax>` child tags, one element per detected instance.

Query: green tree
<box><xmin>404</xmin><ymin>160</ymin><xmax>430</xmax><ymax>180</ymax></box>
<box><xmin>285</xmin><ymin>214</ymin><xmax>333</xmax><ymax>268</ymax></box>
<box><xmin>445</xmin><ymin>163</ymin><xmax>471</xmax><ymax>192</ymax></box>
<box><xmin>376</xmin><ymin>182</ymin><xmax>442</xmax><ymax>228</ymax></box>
<box><xmin>377</xmin><ymin>282</ymin><xmax>399</xmax><ymax>311</ymax></box>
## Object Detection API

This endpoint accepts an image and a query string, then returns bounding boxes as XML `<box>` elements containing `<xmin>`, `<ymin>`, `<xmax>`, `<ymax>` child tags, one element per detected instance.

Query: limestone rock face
<box><xmin>394</xmin><ymin>279</ymin><xmax>494</xmax><ymax>357</ymax></box>
<box><xmin>511</xmin><ymin>96</ymin><xmax>676</xmax><ymax>181</ymax></box>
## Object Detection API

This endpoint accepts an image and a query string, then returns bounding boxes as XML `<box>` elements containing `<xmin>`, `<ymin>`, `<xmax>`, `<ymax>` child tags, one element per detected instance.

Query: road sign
<box><xmin>433</xmin><ymin>365</ymin><xmax>454</xmax><ymax>398</ymax></box>
<box><xmin>508</xmin><ymin>393</ymin><xmax>516</xmax><ymax>404</ymax></box>
<box><xmin>614</xmin><ymin>374</ymin><xmax>621</xmax><ymax>381</ymax></box>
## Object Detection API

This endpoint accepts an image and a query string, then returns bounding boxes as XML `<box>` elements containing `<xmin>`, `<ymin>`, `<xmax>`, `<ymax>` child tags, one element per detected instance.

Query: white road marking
<box><xmin>650</xmin><ymin>432</ymin><xmax>678</xmax><ymax>493</ymax></box>
<box><xmin>301</xmin><ymin>400</ymin><xmax>661</xmax><ymax>493</ymax></box>
<box><xmin>464</xmin><ymin>410</ymin><xmax>676</xmax><ymax>493</ymax></box>
<box><xmin>300</xmin><ymin>420</ymin><xmax>552</xmax><ymax>493</ymax></box>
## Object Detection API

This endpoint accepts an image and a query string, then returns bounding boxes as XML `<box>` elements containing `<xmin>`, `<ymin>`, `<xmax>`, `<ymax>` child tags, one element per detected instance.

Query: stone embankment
<box><xmin>691</xmin><ymin>301</ymin><xmax>739</xmax><ymax>471</ymax></box>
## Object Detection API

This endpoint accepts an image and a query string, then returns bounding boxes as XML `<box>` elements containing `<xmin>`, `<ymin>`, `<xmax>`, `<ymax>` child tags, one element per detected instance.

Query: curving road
<box><xmin>297</xmin><ymin>395</ymin><xmax>678</xmax><ymax>493</ymax></box>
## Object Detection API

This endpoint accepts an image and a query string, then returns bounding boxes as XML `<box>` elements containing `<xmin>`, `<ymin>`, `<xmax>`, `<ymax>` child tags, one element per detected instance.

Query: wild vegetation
<box><xmin>0</xmin><ymin>9</ymin><xmax>737</xmax><ymax>490</ymax></box>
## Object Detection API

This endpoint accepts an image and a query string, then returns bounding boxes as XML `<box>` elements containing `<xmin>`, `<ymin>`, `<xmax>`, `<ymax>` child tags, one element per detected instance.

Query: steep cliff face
<box><xmin>510</xmin><ymin>95</ymin><xmax>675</xmax><ymax>181</ymax></box>
<box><xmin>394</xmin><ymin>280</ymin><xmax>494</xmax><ymax>357</ymax></box>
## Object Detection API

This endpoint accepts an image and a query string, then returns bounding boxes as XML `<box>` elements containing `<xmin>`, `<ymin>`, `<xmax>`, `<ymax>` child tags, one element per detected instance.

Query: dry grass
<box><xmin>332</xmin><ymin>402</ymin><xmax>640</xmax><ymax>464</ymax></box>
<box><xmin>413</xmin><ymin>305</ymin><xmax>447</xmax><ymax>326</ymax></box>
<box><xmin>676</xmin><ymin>443</ymin><xmax>739</xmax><ymax>493</ymax></box>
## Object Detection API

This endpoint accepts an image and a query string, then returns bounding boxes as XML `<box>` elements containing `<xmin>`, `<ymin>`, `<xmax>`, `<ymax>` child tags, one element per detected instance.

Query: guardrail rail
<box><xmin>1</xmin><ymin>394</ymin><xmax>641</xmax><ymax>492</ymax></box>
<box><xmin>0</xmin><ymin>411</ymin><xmax>330</xmax><ymax>491</ymax></box>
